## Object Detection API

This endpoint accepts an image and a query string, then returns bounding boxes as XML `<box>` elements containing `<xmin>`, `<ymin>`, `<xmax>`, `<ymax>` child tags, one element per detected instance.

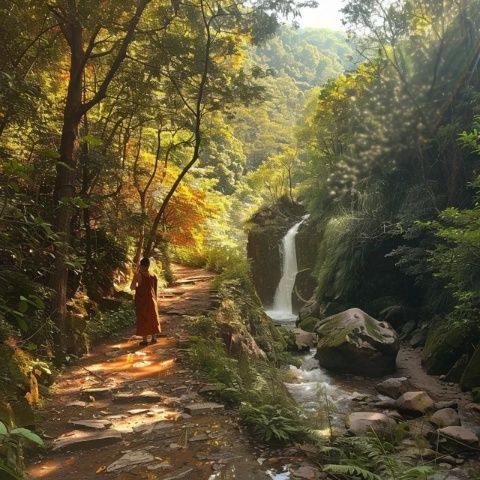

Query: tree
<box><xmin>47</xmin><ymin>0</ymin><xmax>161</xmax><ymax>357</ymax></box>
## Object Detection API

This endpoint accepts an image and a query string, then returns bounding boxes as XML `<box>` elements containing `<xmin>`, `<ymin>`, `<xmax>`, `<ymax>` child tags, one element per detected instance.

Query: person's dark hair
<box><xmin>140</xmin><ymin>257</ymin><xmax>150</xmax><ymax>268</ymax></box>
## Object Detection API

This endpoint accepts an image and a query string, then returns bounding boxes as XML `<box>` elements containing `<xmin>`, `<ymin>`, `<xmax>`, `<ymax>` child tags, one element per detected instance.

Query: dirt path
<box><xmin>27</xmin><ymin>265</ymin><xmax>269</xmax><ymax>480</ymax></box>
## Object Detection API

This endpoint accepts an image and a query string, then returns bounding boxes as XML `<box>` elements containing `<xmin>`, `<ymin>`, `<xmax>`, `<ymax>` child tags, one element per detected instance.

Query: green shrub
<box><xmin>86</xmin><ymin>305</ymin><xmax>134</xmax><ymax>343</ymax></box>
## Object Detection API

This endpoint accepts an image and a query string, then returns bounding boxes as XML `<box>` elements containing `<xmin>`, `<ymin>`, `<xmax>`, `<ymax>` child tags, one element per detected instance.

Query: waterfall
<box><xmin>266</xmin><ymin>215</ymin><xmax>309</xmax><ymax>323</ymax></box>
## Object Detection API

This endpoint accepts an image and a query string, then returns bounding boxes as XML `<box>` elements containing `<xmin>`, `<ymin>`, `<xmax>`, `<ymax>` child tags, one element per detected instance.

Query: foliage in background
<box><xmin>295</xmin><ymin>0</ymin><xmax>480</xmax><ymax>338</ymax></box>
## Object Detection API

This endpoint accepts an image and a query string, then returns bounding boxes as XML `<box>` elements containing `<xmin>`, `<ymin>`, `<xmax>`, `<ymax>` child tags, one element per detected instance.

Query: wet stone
<box><xmin>435</xmin><ymin>400</ymin><xmax>458</xmax><ymax>410</ymax></box>
<box><xmin>52</xmin><ymin>429</ymin><xmax>122</xmax><ymax>451</ymax></box>
<box><xmin>346</xmin><ymin>412</ymin><xmax>397</xmax><ymax>437</ymax></box>
<box><xmin>375</xmin><ymin>377</ymin><xmax>411</xmax><ymax>399</ymax></box>
<box><xmin>396</xmin><ymin>391</ymin><xmax>434</xmax><ymax>416</ymax></box>
<box><xmin>433</xmin><ymin>426</ymin><xmax>479</xmax><ymax>454</ymax></box>
<box><xmin>430</xmin><ymin>408</ymin><xmax>460</xmax><ymax>428</ymax></box>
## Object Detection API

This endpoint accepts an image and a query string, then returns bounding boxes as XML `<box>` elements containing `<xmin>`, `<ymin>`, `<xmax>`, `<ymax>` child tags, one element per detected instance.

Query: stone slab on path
<box><xmin>80</xmin><ymin>387</ymin><xmax>112</xmax><ymax>399</ymax></box>
<box><xmin>107</xmin><ymin>449</ymin><xmax>155</xmax><ymax>472</ymax></box>
<box><xmin>113</xmin><ymin>389</ymin><xmax>162</xmax><ymax>403</ymax></box>
<box><xmin>68</xmin><ymin>419</ymin><xmax>112</xmax><ymax>430</ymax></box>
<box><xmin>184</xmin><ymin>402</ymin><xmax>224</xmax><ymax>415</ymax></box>
<box><xmin>52</xmin><ymin>429</ymin><xmax>122</xmax><ymax>451</ymax></box>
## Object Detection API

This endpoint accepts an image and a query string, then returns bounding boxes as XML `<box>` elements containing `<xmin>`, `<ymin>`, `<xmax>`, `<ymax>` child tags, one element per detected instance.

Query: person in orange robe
<box><xmin>130</xmin><ymin>257</ymin><xmax>161</xmax><ymax>346</ymax></box>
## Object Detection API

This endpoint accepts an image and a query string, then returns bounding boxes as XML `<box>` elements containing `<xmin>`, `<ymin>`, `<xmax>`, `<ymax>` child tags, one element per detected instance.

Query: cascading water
<box><xmin>256</xmin><ymin>215</ymin><xmax>369</xmax><ymax>479</ymax></box>
<box><xmin>266</xmin><ymin>215</ymin><xmax>309</xmax><ymax>323</ymax></box>
<box><xmin>264</xmin><ymin>214</ymin><xmax>356</xmax><ymax>438</ymax></box>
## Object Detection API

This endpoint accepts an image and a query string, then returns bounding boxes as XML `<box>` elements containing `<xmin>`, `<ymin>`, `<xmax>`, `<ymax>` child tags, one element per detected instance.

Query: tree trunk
<box><xmin>133</xmin><ymin>226</ymin><xmax>145</xmax><ymax>267</ymax></box>
<box><xmin>50</xmin><ymin>1</ymin><xmax>151</xmax><ymax>359</ymax></box>
<box><xmin>51</xmin><ymin>20</ymin><xmax>84</xmax><ymax>358</ymax></box>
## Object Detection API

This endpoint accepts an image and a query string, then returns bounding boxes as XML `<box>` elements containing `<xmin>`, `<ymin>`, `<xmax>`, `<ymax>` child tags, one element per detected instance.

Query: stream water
<box><xmin>260</xmin><ymin>218</ymin><xmax>478</xmax><ymax>480</ymax></box>
<box><xmin>263</xmin><ymin>217</ymin><xmax>357</xmax><ymax>479</ymax></box>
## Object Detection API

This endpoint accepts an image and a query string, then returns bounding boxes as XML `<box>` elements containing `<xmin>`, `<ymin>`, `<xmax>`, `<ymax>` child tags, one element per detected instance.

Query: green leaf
<box><xmin>83</xmin><ymin>134</ymin><xmax>103</xmax><ymax>146</ymax></box>
<box><xmin>0</xmin><ymin>421</ymin><xmax>8</xmax><ymax>436</ymax></box>
<box><xmin>16</xmin><ymin>317</ymin><xmax>29</xmax><ymax>333</ymax></box>
<box><xmin>10</xmin><ymin>428</ymin><xmax>44</xmax><ymax>447</ymax></box>
<box><xmin>17</xmin><ymin>300</ymin><xmax>29</xmax><ymax>314</ymax></box>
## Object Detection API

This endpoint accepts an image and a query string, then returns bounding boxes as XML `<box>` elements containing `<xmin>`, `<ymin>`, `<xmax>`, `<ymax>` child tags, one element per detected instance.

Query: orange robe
<box><xmin>135</xmin><ymin>273</ymin><xmax>161</xmax><ymax>336</ymax></box>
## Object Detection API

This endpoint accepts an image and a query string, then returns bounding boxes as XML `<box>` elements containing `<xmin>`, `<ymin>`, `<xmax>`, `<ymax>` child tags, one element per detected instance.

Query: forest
<box><xmin>1</xmin><ymin>0</ymin><xmax>480</xmax><ymax>479</ymax></box>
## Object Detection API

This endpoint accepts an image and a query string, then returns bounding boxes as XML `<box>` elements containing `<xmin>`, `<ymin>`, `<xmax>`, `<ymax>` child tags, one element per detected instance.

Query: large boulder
<box><xmin>314</xmin><ymin>308</ymin><xmax>399</xmax><ymax>377</ymax></box>
<box><xmin>396</xmin><ymin>391</ymin><xmax>434</xmax><ymax>416</ymax></box>
<box><xmin>376</xmin><ymin>377</ymin><xmax>412</xmax><ymax>399</ymax></box>
<box><xmin>346</xmin><ymin>412</ymin><xmax>397</xmax><ymax>437</ymax></box>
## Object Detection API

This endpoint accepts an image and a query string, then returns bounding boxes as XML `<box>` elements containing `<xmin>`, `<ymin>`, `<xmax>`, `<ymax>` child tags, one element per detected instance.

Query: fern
<box><xmin>398</xmin><ymin>466</ymin><xmax>434</xmax><ymax>479</ymax></box>
<box><xmin>323</xmin><ymin>436</ymin><xmax>435</xmax><ymax>480</ymax></box>
<box><xmin>323</xmin><ymin>464</ymin><xmax>382</xmax><ymax>480</ymax></box>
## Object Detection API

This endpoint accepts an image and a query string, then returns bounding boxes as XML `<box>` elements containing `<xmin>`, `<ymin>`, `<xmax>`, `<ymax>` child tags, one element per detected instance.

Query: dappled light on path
<box><xmin>27</xmin><ymin>266</ymin><xmax>269</xmax><ymax>480</ymax></box>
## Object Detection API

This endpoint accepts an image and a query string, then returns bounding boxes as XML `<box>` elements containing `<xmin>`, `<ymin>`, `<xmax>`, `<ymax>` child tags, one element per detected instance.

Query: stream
<box><xmin>265</xmin><ymin>216</ymin><xmax>356</xmax><ymax>428</ymax></box>
<box><xmin>263</xmin><ymin>216</ymin><xmax>356</xmax><ymax>479</ymax></box>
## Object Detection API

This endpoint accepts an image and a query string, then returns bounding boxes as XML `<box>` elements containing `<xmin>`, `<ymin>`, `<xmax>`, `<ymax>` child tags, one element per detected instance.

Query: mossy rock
<box><xmin>297</xmin><ymin>316</ymin><xmax>319</xmax><ymax>333</ymax></box>
<box><xmin>422</xmin><ymin>319</ymin><xmax>472</xmax><ymax>375</ymax></box>
<box><xmin>315</xmin><ymin>308</ymin><xmax>399</xmax><ymax>377</ymax></box>
<box><xmin>460</xmin><ymin>345</ymin><xmax>480</xmax><ymax>391</ymax></box>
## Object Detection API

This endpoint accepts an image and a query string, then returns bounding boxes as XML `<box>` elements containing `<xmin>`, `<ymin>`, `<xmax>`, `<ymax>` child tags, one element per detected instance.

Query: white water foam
<box><xmin>265</xmin><ymin>215</ymin><xmax>309</xmax><ymax>324</ymax></box>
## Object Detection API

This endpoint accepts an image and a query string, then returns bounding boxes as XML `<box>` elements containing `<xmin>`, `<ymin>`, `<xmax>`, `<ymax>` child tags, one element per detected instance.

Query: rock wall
<box><xmin>293</xmin><ymin>218</ymin><xmax>319</xmax><ymax>311</ymax></box>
